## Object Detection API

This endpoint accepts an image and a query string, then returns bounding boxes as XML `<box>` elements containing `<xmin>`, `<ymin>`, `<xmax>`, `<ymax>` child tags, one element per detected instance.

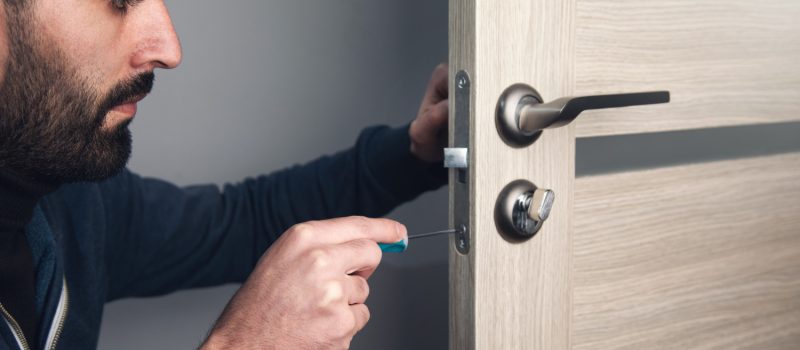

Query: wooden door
<box><xmin>447</xmin><ymin>0</ymin><xmax>800</xmax><ymax>349</ymax></box>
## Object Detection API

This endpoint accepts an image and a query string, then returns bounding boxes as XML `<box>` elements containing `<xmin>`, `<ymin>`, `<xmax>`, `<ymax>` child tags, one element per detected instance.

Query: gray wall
<box><xmin>96</xmin><ymin>1</ymin><xmax>800</xmax><ymax>349</ymax></box>
<box><xmin>99</xmin><ymin>1</ymin><xmax>449</xmax><ymax>349</ymax></box>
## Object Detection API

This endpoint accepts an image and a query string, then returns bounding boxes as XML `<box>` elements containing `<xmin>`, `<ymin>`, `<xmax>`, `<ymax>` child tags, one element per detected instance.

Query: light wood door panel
<box><xmin>448</xmin><ymin>0</ymin><xmax>800</xmax><ymax>349</ymax></box>
<box><xmin>573</xmin><ymin>153</ymin><xmax>800</xmax><ymax>349</ymax></box>
<box><xmin>574</xmin><ymin>0</ymin><xmax>800</xmax><ymax>137</ymax></box>
<box><xmin>448</xmin><ymin>0</ymin><xmax>575</xmax><ymax>348</ymax></box>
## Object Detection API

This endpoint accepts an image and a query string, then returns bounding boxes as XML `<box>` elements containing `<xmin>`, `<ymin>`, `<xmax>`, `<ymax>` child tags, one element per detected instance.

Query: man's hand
<box><xmin>201</xmin><ymin>216</ymin><xmax>407</xmax><ymax>350</ymax></box>
<box><xmin>409</xmin><ymin>63</ymin><xmax>449</xmax><ymax>163</ymax></box>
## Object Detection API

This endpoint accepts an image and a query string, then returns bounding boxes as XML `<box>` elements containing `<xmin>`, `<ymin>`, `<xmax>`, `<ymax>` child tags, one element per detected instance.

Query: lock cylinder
<box><xmin>495</xmin><ymin>180</ymin><xmax>555</xmax><ymax>241</ymax></box>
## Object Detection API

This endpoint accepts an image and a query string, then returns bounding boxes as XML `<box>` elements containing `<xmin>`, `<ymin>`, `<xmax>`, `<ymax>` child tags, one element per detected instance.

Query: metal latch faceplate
<box><xmin>450</xmin><ymin>70</ymin><xmax>471</xmax><ymax>255</ymax></box>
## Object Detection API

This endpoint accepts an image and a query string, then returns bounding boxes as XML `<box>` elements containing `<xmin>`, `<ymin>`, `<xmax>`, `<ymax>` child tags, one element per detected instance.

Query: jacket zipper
<box><xmin>0</xmin><ymin>303</ymin><xmax>30</xmax><ymax>350</ymax></box>
<box><xmin>44</xmin><ymin>278</ymin><xmax>68</xmax><ymax>350</ymax></box>
<box><xmin>0</xmin><ymin>278</ymin><xmax>69</xmax><ymax>350</ymax></box>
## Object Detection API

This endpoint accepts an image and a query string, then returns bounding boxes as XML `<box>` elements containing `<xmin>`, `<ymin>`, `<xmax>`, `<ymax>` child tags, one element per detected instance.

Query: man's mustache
<box><xmin>100</xmin><ymin>72</ymin><xmax>155</xmax><ymax>113</ymax></box>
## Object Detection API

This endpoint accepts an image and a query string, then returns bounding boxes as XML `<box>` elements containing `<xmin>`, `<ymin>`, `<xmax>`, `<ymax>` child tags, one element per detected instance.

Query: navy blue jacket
<box><xmin>0</xmin><ymin>124</ymin><xmax>446</xmax><ymax>349</ymax></box>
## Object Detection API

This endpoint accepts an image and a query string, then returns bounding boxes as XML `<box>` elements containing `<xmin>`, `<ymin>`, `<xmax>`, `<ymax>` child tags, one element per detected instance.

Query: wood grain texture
<box><xmin>573</xmin><ymin>0</ymin><xmax>800</xmax><ymax>137</ymax></box>
<box><xmin>449</xmin><ymin>0</ymin><xmax>576</xmax><ymax>349</ymax></box>
<box><xmin>573</xmin><ymin>153</ymin><xmax>800</xmax><ymax>349</ymax></box>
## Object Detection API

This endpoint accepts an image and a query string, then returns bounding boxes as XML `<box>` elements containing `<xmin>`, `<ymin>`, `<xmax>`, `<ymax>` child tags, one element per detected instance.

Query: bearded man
<box><xmin>0</xmin><ymin>1</ymin><xmax>449</xmax><ymax>349</ymax></box>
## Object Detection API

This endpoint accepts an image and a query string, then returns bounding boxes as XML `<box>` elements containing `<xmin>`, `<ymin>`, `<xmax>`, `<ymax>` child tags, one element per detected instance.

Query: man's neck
<box><xmin>0</xmin><ymin>167</ymin><xmax>58</xmax><ymax>231</ymax></box>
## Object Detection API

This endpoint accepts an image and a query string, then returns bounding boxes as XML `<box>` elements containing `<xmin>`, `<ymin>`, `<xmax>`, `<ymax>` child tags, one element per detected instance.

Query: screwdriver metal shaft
<box><xmin>409</xmin><ymin>228</ymin><xmax>459</xmax><ymax>240</ymax></box>
<box><xmin>379</xmin><ymin>228</ymin><xmax>461</xmax><ymax>252</ymax></box>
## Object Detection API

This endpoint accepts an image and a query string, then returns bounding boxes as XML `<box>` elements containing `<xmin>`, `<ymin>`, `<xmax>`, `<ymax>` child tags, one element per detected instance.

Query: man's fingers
<box><xmin>346</xmin><ymin>275</ymin><xmax>370</xmax><ymax>305</ymax></box>
<box><xmin>290</xmin><ymin>216</ymin><xmax>407</xmax><ymax>246</ymax></box>
<box><xmin>421</xmin><ymin>63</ymin><xmax>449</xmax><ymax>107</ymax></box>
<box><xmin>431</xmin><ymin>98</ymin><xmax>449</xmax><ymax>124</ymax></box>
<box><xmin>350</xmin><ymin>304</ymin><xmax>371</xmax><ymax>334</ymax></box>
<box><xmin>410</xmin><ymin>99</ymin><xmax>449</xmax><ymax>149</ymax></box>
<box><xmin>335</xmin><ymin>238</ymin><xmax>383</xmax><ymax>275</ymax></box>
<box><xmin>421</xmin><ymin>100</ymin><xmax>449</xmax><ymax>141</ymax></box>
<box><xmin>423</xmin><ymin>99</ymin><xmax>449</xmax><ymax>130</ymax></box>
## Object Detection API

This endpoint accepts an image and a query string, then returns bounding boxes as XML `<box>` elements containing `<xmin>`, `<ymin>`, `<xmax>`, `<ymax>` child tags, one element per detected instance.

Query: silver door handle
<box><xmin>496</xmin><ymin>84</ymin><xmax>670</xmax><ymax>147</ymax></box>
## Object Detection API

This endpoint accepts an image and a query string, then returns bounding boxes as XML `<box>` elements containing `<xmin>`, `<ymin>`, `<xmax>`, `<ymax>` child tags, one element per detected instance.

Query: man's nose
<box><xmin>130</xmin><ymin>1</ymin><xmax>183</xmax><ymax>70</ymax></box>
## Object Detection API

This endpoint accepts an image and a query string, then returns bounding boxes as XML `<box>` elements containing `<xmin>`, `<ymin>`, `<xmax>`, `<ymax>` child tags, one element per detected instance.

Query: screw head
<box><xmin>457</xmin><ymin>76</ymin><xmax>468</xmax><ymax>89</ymax></box>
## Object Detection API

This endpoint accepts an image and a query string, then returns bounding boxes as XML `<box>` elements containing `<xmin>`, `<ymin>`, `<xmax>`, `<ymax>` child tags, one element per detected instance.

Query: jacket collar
<box><xmin>0</xmin><ymin>168</ymin><xmax>58</xmax><ymax>233</ymax></box>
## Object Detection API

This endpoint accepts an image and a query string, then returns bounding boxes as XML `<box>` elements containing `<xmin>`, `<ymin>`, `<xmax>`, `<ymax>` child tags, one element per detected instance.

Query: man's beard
<box><xmin>0</xmin><ymin>7</ymin><xmax>153</xmax><ymax>183</ymax></box>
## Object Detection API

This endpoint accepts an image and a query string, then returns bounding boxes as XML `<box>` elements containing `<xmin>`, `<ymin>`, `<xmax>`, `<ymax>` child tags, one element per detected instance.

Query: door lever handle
<box><xmin>496</xmin><ymin>84</ymin><xmax>670</xmax><ymax>147</ymax></box>
<box><xmin>519</xmin><ymin>91</ymin><xmax>670</xmax><ymax>132</ymax></box>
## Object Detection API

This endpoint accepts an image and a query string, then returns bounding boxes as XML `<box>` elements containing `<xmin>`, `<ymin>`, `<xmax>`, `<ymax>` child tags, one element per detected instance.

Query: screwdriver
<box><xmin>378</xmin><ymin>228</ymin><xmax>460</xmax><ymax>253</ymax></box>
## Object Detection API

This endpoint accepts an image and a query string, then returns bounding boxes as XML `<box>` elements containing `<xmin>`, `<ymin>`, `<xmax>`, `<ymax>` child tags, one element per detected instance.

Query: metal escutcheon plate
<box><xmin>496</xmin><ymin>83</ymin><xmax>544</xmax><ymax>148</ymax></box>
<box><xmin>494</xmin><ymin>179</ymin><xmax>544</xmax><ymax>241</ymax></box>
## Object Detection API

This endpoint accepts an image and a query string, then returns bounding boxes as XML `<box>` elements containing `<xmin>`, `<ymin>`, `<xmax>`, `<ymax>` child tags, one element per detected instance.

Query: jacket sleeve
<box><xmin>100</xmin><ymin>124</ymin><xmax>447</xmax><ymax>301</ymax></box>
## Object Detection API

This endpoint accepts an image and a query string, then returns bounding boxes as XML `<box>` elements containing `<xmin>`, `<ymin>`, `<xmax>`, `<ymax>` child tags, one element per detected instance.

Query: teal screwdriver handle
<box><xmin>378</xmin><ymin>237</ymin><xmax>408</xmax><ymax>253</ymax></box>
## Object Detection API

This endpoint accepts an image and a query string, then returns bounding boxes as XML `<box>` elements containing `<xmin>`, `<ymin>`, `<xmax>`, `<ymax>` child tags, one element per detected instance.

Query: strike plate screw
<box><xmin>455</xmin><ymin>224</ymin><xmax>469</xmax><ymax>253</ymax></box>
<box><xmin>457</xmin><ymin>75</ymin><xmax>468</xmax><ymax>89</ymax></box>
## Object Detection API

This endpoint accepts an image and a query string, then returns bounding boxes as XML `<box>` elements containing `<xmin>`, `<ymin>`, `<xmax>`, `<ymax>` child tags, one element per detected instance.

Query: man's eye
<box><xmin>111</xmin><ymin>0</ymin><xmax>141</xmax><ymax>13</ymax></box>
